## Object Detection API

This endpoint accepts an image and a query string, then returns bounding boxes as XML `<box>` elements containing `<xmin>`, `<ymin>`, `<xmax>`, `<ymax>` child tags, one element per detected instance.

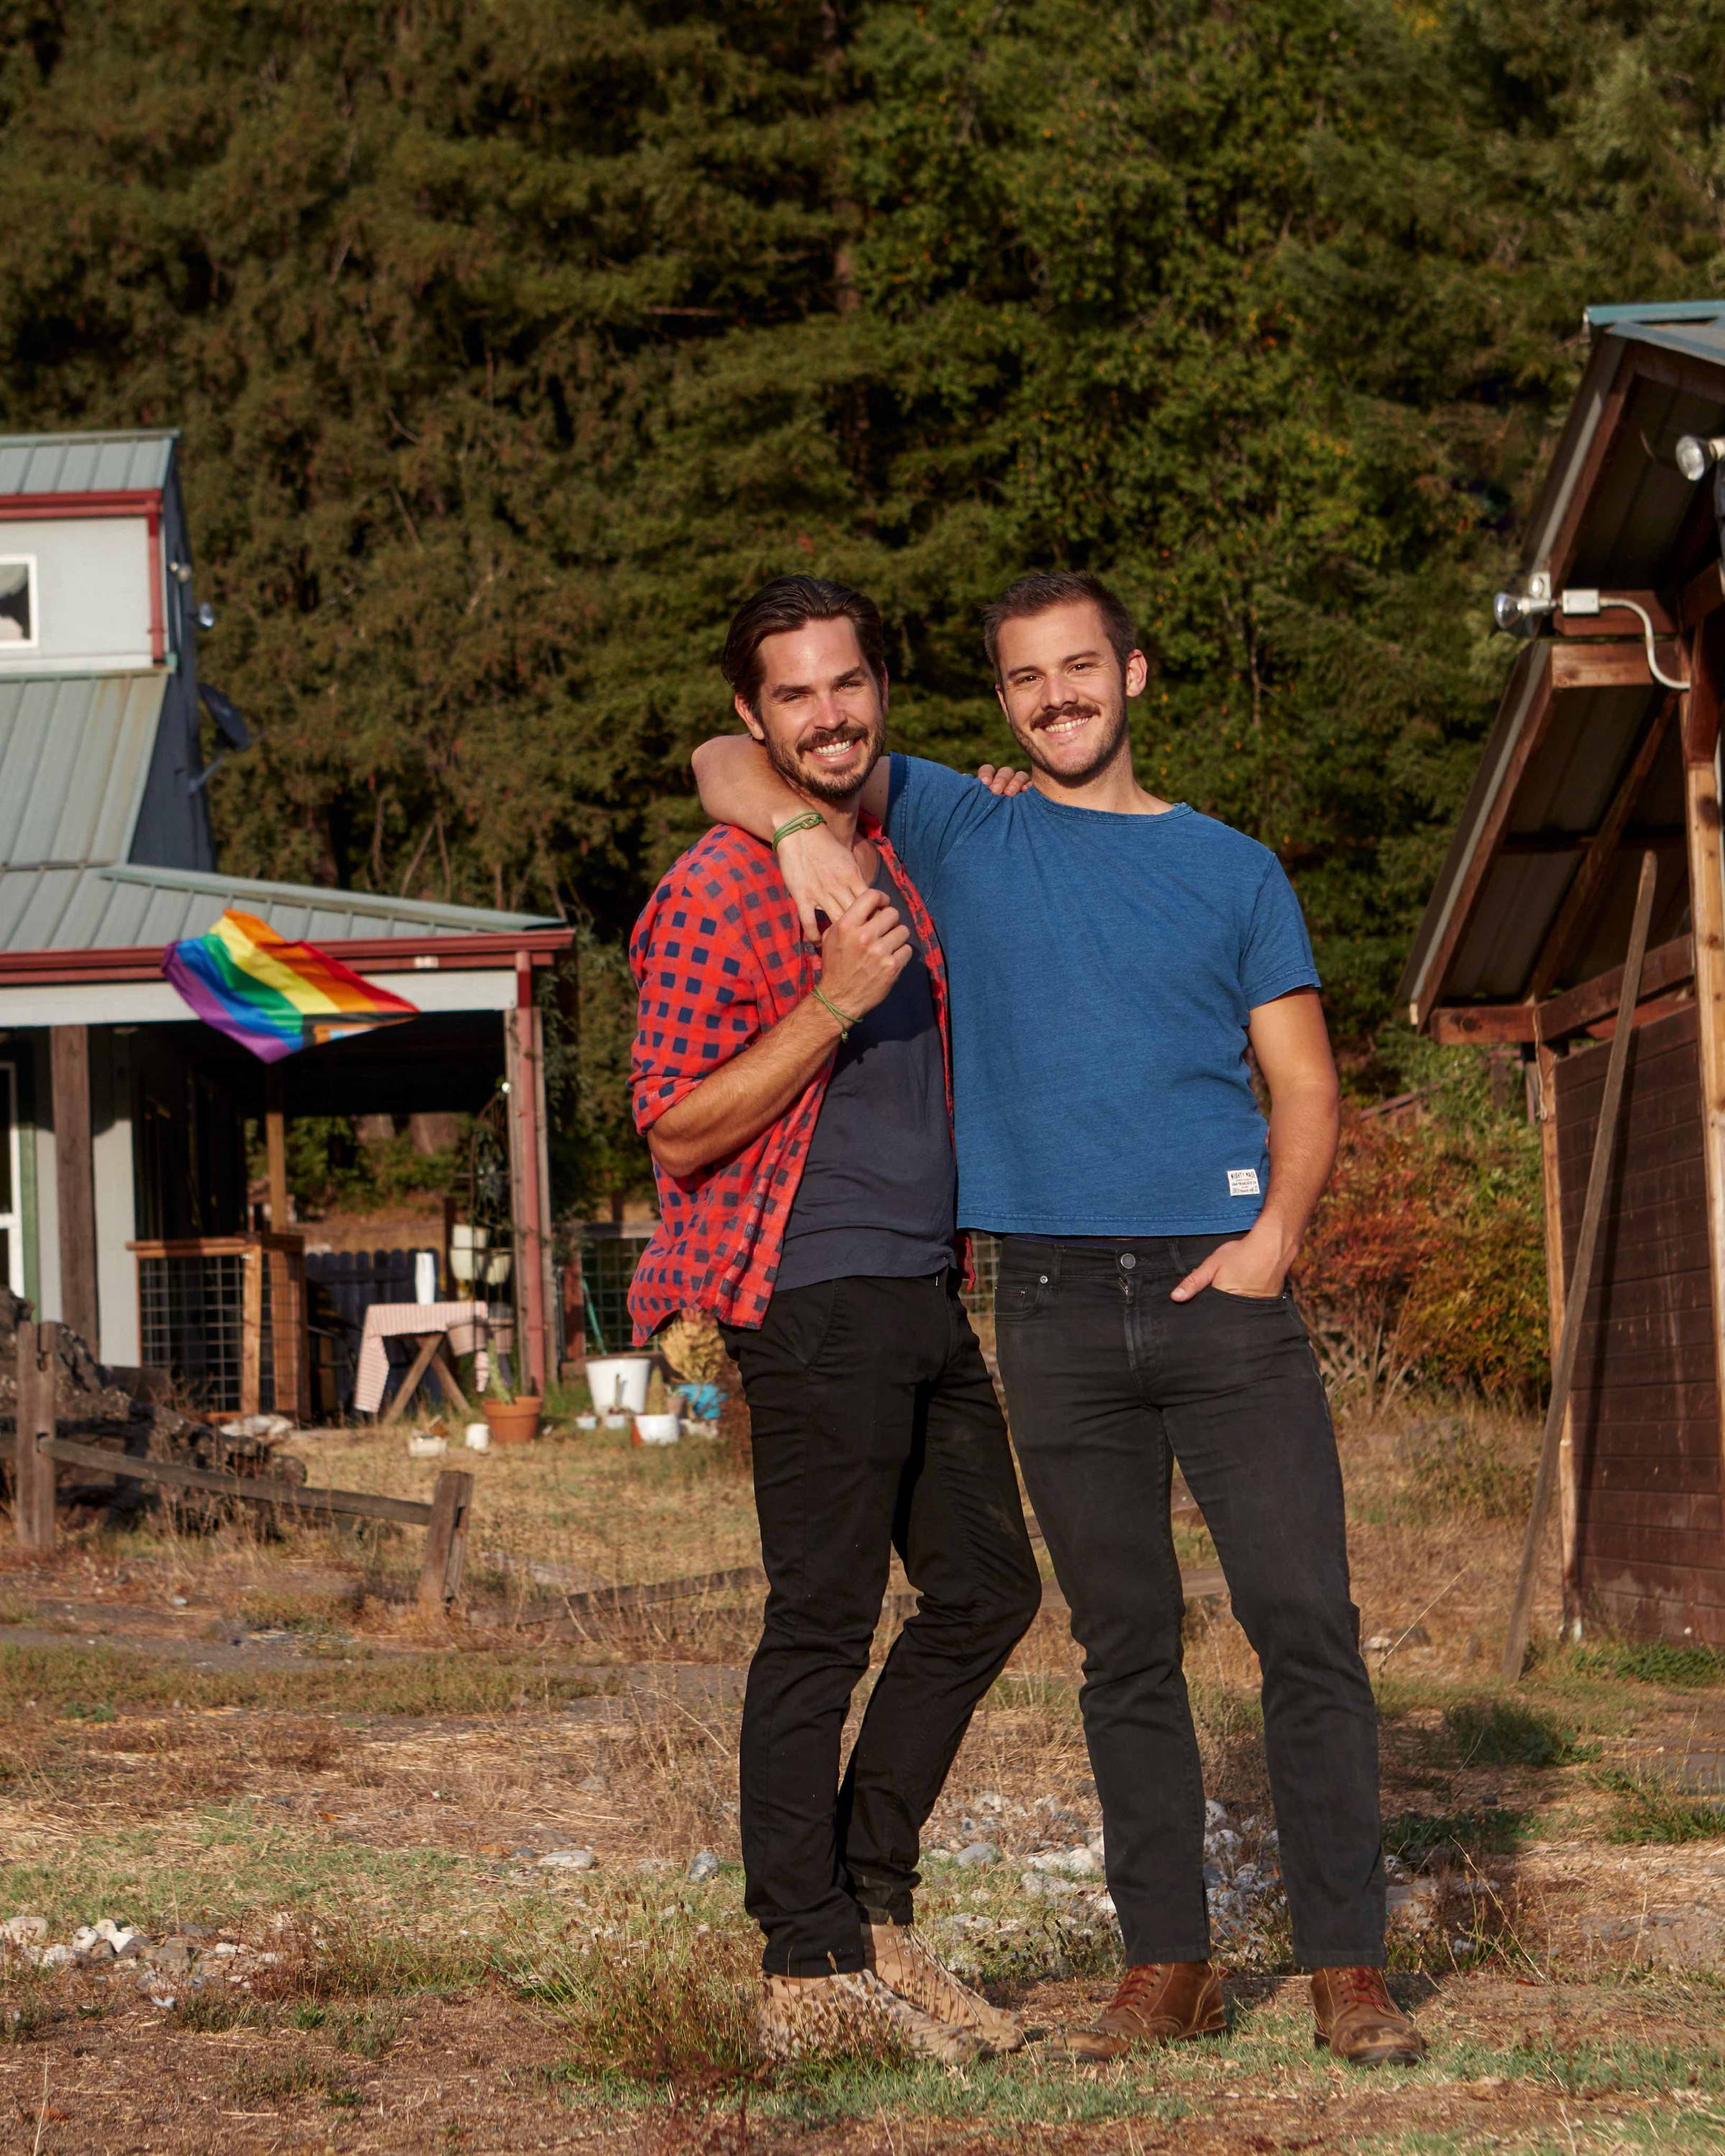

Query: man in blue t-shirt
<box><xmin>693</xmin><ymin>571</ymin><xmax>1424</xmax><ymax>2069</ymax></box>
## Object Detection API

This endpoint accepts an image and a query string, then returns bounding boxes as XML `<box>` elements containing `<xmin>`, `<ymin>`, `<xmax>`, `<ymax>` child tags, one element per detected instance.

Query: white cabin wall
<box><xmin>91</xmin><ymin>1028</ymin><xmax>138</xmax><ymax>1366</ymax></box>
<box><xmin>0</xmin><ymin>517</ymin><xmax>155</xmax><ymax>674</ymax></box>
<box><xmin>29</xmin><ymin>1031</ymin><xmax>59</xmax><ymax>1323</ymax></box>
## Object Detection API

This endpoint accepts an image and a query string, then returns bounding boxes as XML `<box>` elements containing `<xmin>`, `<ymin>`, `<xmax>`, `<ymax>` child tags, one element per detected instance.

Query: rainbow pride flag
<box><xmin>163</xmin><ymin>908</ymin><xmax>418</xmax><ymax>1062</ymax></box>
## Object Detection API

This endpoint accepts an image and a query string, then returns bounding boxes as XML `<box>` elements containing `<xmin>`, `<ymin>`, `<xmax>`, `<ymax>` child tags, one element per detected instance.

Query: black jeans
<box><xmin>723</xmin><ymin>1271</ymin><xmax>1041</xmax><ymax>1976</ymax></box>
<box><xmin>994</xmin><ymin>1234</ymin><xmax>1384</xmax><ymax>1970</ymax></box>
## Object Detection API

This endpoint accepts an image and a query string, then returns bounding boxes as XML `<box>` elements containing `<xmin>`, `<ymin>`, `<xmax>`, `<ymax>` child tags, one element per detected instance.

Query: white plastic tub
<box><xmin>632</xmin><ymin>1413</ymin><xmax>681</xmax><ymax>1446</ymax></box>
<box><xmin>584</xmin><ymin>1353</ymin><xmax>655</xmax><ymax>1415</ymax></box>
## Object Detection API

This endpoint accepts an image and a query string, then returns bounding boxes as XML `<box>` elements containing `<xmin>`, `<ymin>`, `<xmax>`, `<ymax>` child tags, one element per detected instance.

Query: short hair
<box><xmin>982</xmin><ymin>571</ymin><xmax>1138</xmax><ymax>678</ymax></box>
<box><xmin>719</xmin><ymin>575</ymin><xmax>886</xmax><ymax>714</ymax></box>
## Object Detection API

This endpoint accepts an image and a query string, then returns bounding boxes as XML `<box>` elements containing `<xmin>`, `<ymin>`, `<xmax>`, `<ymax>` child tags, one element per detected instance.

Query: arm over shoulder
<box><xmin>884</xmin><ymin>752</ymin><xmax>1007</xmax><ymax>888</ymax></box>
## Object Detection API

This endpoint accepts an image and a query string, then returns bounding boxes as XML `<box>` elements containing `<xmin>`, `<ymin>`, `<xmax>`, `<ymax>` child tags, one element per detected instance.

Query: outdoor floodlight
<box><xmin>196</xmin><ymin>602</ymin><xmax>217</xmax><ymax>630</ymax></box>
<box><xmin>1675</xmin><ymin>434</ymin><xmax>1725</xmax><ymax>482</ymax></box>
<box><xmin>1491</xmin><ymin>571</ymin><xmax>1553</xmax><ymax>638</ymax></box>
<box><xmin>1675</xmin><ymin>430</ymin><xmax>1725</xmax><ymax>591</ymax></box>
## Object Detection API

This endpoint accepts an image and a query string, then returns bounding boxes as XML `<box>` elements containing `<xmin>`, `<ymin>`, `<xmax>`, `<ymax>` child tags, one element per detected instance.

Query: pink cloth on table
<box><xmin>354</xmin><ymin>1301</ymin><xmax>490</xmax><ymax>1416</ymax></box>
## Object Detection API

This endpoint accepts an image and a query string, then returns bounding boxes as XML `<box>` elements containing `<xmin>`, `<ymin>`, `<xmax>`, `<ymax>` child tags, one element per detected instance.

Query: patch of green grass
<box><xmin>1438</xmin><ymin>2030</ymin><xmax>1725</xmax><ymax>2097</ymax></box>
<box><xmin>984</xmin><ymin>1672</ymin><xmax>1082</xmax><ymax>1719</ymax></box>
<box><xmin>1559</xmin><ymin>1637</ymin><xmax>1725</xmax><ymax>1687</ymax></box>
<box><xmin>0</xmin><ymin>1590</ymin><xmax>36</xmax><ymax>1626</ymax></box>
<box><xmin>172</xmin><ymin>1991</ymin><xmax>272</xmax><ymax>2033</ymax></box>
<box><xmin>229</xmin><ymin>2051</ymin><xmax>359</xmax><ymax>2109</ymax></box>
<box><xmin>1400</xmin><ymin>1414</ymin><xmax>1535</xmax><ymax>1522</ymax></box>
<box><xmin>237</xmin><ymin>1590</ymin><xmax>360</xmax><ymax>1635</ymax></box>
<box><xmin>253</xmin><ymin>1921</ymin><xmax>484</xmax><ymax>2004</ymax></box>
<box><xmin>326</xmin><ymin>2001</ymin><xmax>405</xmax><ymax>2058</ymax></box>
<box><xmin>1442</xmin><ymin>1697</ymin><xmax>1593</xmax><ymax>1769</ymax></box>
<box><xmin>1596</xmin><ymin>1766</ymin><xmax>1725</xmax><ymax>1845</ymax></box>
<box><xmin>0</xmin><ymin>1640</ymin><xmax>612</xmax><ymax>1717</ymax></box>
<box><xmin>526</xmin><ymin>1901</ymin><xmax>758</xmax><ymax>2081</ymax></box>
<box><xmin>1383</xmin><ymin>1806</ymin><xmax>1535</xmax><ymax>1866</ymax></box>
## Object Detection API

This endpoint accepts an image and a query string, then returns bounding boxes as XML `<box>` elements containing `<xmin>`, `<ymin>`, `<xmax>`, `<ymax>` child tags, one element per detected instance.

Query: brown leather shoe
<box><xmin>1049</xmin><ymin>1961</ymin><xmax>1224</xmax><ymax>2062</ymax></box>
<box><xmin>1311</xmin><ymin>1968</ymin><xmax>1426</xmax><ymax>2065</ymax></box>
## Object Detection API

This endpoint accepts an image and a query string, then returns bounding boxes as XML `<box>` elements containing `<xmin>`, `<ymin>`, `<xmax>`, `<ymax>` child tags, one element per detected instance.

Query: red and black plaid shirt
<box><xmin>627</xmin><ymin>816</ymin><xmax>955</xmax><ymax>1342</ymax></box>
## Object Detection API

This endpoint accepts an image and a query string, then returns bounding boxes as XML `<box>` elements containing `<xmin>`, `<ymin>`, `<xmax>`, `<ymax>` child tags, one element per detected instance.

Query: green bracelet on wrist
<box><xmin>811</xmin><ymin>985</ymin><xmax>858</xmax><ymax>1040</ymax></box>
<box><xmin>772</xmin><ymin>811</ymin><xmax>827</xmax><ymax>850</ymax></box>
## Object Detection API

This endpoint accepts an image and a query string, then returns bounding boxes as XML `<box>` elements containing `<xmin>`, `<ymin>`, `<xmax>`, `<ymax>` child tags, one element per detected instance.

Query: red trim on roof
<box><xmin>0</xmin><ymin>489</ymin><xmax>164</xmax><ymax>519</ymax></box>
<box><xmin>146</xmin><ymin>501</ymin><xmax>164</xmax><ymax>665</ymax></box>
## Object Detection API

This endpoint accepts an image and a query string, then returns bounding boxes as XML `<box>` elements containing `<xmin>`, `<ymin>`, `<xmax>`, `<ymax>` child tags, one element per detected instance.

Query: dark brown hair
<box><xmin>719</xmin><ymin>575</ymin><xmax>887</xmax><ymax>714</ymax></box>
<box><xmin>982</xmin><ymin>570</ymin><xmax>1138</xmax><ymax>678</ymax></box>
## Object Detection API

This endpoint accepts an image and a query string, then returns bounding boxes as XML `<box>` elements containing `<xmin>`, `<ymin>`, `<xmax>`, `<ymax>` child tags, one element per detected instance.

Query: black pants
<box><xmin>723</xmin><ymin>1271</ymin><xmax>1041</xmax><ymax>1977</ymax></box>
<box><xmin>994</xmin><ymin>1234</ymin><xmax>1384</xmax><ymax>1970</ymax></box>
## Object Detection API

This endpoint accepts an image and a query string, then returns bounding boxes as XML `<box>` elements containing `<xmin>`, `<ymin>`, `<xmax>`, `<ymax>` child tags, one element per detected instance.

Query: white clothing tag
<box><xmin>1227</xmin><ymin>1168</ymin><xmax>1261</xmax><ymax>1197</ymax></box>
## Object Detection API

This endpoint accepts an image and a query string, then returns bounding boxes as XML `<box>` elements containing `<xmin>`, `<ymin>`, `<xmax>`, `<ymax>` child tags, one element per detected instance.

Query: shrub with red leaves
<box><xmin>1296</xmin><ymin>1092</ymin><xmax>1547</xmax><ymax>1406</ymax></box>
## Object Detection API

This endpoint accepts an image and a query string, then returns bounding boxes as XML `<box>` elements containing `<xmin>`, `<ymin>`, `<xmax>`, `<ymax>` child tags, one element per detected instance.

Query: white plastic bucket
<box><xmin>584</xmin><ymin>1354</ymin><xmax>654</xmax><ymax>1415</ymax></box>
<box><xmin>633</xmin><ymin>1413</ymin><xmax>681</xmax><ymax>1446</ymax></box>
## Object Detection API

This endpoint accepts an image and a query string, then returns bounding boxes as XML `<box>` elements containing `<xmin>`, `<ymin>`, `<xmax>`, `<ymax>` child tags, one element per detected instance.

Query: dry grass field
<box><xmin>0</xmin><ymin>1388</ymin><xmax>1720</xmax><ymax>2155</ymax></box>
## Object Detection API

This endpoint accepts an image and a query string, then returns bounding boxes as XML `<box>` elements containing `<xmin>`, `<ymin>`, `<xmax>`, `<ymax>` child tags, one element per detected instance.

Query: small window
<box><xmin>0</xmin><ymin>557</ymin><xmax>35</xmax><ymax>648</ymax></box>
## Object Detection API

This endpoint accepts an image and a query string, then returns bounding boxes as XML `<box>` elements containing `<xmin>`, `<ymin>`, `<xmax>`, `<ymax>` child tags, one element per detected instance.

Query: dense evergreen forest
<box><xmin>4</xmin><ymin>0</ymin><xmax>1722</xmax><ymax>1199</ymax></box>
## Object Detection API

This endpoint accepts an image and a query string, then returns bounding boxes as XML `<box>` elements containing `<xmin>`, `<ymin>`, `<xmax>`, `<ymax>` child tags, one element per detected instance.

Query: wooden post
<box><xmin>50</xmin><ymin>1027</ymin><xmax>98</xmax><ymax>1353</ymax></box>
<box><xmin>239</xmin><ymin>1243</ymin><xmax>264</xmax><ymax>1416</ymax></box>
<box><xmin>264</xmin><ymin>1068</ymin><xmax>290</xmax><ymax>1233</ymax></box>
<box><xmin>1685</xmin><ymin>749</ymin><xmax>1725</xmax><ymax>1515</ymax></box>
<box><xmin>1503</xmin><ymin>852</ymin><xmax>1658</xmax><ymax>1681</ymax></box>
<box><xmin>1532</xmin><ymin>1038</ymin><xmax>1583</xmax><ymax>1631</ymax></box>
<box><xmin>417</xmin><ymin>1468</ymin><xmax>472</xmax><ymax>1610</ymax></box>
<box><xmin>505</xmin><ymin>999</ymin><xmax>550</xmax><ymax>1394</ymax></box>
<box><xmin>13</xmin><ymin>1319</ymin><xmax>58</xmax><ymax>1552</ymax></box>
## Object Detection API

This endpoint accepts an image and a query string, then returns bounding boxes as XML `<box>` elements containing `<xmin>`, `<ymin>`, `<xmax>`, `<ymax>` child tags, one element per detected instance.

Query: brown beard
<box><xmin>1015</xmin><ymin>699</ymin><xmax>1130</xmax><ymax>786</ymax></box>
<box><xmin>763</xmin><ymin>715</ymin><xmax>886</xmax><ymax>803</ymax></box>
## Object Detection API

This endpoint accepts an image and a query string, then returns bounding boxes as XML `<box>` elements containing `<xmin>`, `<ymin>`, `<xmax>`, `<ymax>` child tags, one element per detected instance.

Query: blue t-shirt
<box><xmin>884</xmin><ymin>755</ymin><xmax>1321</xmax><ymax>1236</ymax></box>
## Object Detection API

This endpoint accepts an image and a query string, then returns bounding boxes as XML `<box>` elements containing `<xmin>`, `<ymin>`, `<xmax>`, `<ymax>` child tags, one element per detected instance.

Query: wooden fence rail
<box><xmin>4</xmin><ymin>1322</ymin><xmax>469</xmax><ymax>1609</ymax></box>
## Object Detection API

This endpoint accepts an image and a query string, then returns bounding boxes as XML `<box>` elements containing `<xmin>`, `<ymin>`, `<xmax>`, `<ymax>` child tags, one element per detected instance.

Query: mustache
<box><xmin>798</xmin><ymin>723</ymin><xmax>870</xmax><ymax>750</ymax></box>
<box><xmin>1031</xmin><ymin>700</ymin><xmax>1100</xmax><ymax>729</ymax></box>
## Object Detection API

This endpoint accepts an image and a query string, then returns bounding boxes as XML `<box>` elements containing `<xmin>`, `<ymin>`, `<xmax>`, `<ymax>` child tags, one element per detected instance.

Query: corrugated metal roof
<box><xmin>1401</xmin><ymin>299</ymin><xmax>1725</xmax><ymax>1018</ymax></box>
<box><xmin>0</xmin><ymin>674</ymin><xmax>160</xmax><ymax>868</ymax></box>
<box><xmin>0</xmin><ymin>429</ymin><xmax>177</xmax><ymax>497</ymax></box>
<box><xmin>0</xmin><ymin>861</ymin><xmax>557</xmax><ymax>952</ymax></box>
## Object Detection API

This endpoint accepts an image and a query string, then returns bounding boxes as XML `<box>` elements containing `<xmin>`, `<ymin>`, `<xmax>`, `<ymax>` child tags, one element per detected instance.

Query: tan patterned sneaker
<box><xmin>1311</xmin><ymin>1968</ymin><xmax>1426</xmax><ymax>2065</ymax></box>
<box><xmin>862</xmin><ymin>1918</ymin><xmax>1026</xmax><ymax>2053</ymax></box>
<box><xmin>755</xmin><ymin>1968</ymin><xmax>993</xmax><ymax>2066</ymax></box>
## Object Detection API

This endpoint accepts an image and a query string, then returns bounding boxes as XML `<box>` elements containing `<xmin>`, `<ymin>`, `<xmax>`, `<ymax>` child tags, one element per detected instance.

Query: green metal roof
<box><xmin>0</xmin><ymin>428</ymin><xmax>178</xmax><ymax>496</ymax></box>
<box><xmin>0</xmin><ymin>673</ymin><xmax>558</xmax><ymax>952</ymax></box>
<box><xmin>0</xmin><ymin>861</ymin><xmax>558</xmax><ymax>953</ymax></box>
<box><xmin>1584</xmin><ymin>299</ymin><xmax>1725</xmax><ymax>335</ymax></box>
<box><xmin>0</xmin><ymin>674</ymin><xmax>160</xmax><ymax>868</ymax></box>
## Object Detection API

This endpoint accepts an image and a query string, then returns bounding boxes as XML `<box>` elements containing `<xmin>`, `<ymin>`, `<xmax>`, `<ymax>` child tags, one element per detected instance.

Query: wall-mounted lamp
<box><xmin>1675</xmin><ymin>434</ymin><xmax>1725</xmax><ymax>482</ymax></box>
<box><xmin>1486</xmin><ymin>574</ymin><xmax>1690</xmax><ymax>689</ymax></box>
<box><xmin>1491</xmin><ymin>571</ymin><xmax>1554</xmax><ymax>638</ymax></box>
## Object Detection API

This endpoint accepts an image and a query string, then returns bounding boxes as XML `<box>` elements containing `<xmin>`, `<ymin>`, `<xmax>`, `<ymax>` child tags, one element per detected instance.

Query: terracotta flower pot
<box><xmin>482</xmin><ymin>1394</ymin><xmax>543</xmax><ymax>1445</ymax></box>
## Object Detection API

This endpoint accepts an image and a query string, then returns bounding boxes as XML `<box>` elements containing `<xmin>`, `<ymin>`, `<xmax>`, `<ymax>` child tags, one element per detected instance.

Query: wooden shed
<box><xmin>1400</xmin><ymin>300</ymin><xmax>1725</xmax><ymax>1649</ymax></box>
<box><xmin>0</xmin><ymin>429</ymin><xmax>573</xmax><ymax>1403</ymax></box>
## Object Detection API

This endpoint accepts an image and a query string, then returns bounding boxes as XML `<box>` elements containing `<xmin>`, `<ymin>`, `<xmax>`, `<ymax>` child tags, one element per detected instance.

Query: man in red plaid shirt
<box><xmin>629</xmin><ymin>576</ymin><xmax>1041</xmax><ymax>2064</ymax></box>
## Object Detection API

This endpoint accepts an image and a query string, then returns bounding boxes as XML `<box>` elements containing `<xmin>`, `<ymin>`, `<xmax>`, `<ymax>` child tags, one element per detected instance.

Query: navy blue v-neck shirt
<box><xmin>774</xmin><ymin>856</ymin><xmax>957</xmax><ymax>1292</ymax></box>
